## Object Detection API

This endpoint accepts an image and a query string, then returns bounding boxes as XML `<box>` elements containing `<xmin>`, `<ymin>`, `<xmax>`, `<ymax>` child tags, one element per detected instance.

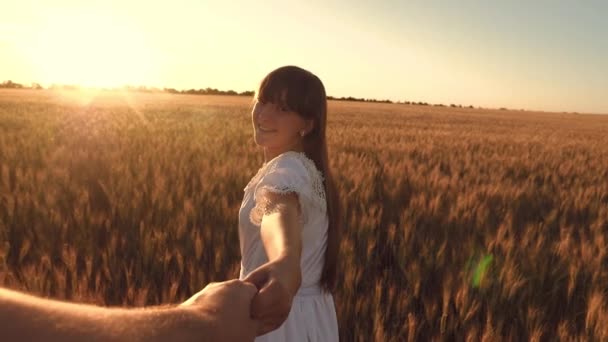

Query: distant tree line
<box><xmin>327</xmin><ymin>95</ymin><xmax>393</xmax><ymax>104</ymax></box>
<box><xmin>163</xmin><ymin>87</ymin><xmax>254</xmax><ymax>97</ymax></box>
<box><xmin>0</xmin><ymin>81</ymin><xmax>254</xmax><ymax>97</ymax></box>
<box><xmin>431</xmin><ymin>103</ymin><xmax>476</xmax><ymax>109</ymax></box>
<box><xmin>0</xmin><ymin>79</ymin><xmax>489</xmax><ymax>110</ymax></box>
<box><xmin>0</xmin><ymin>80</ymin><xmax>43</xmax><ymax>89</ymax></box>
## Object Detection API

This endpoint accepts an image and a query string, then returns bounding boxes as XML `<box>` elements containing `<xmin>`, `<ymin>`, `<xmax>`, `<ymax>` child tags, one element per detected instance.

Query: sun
<box><xmin>19</xmin><ymin>7</ymin><xmax>163</xmax><ymax>88</ymax></box>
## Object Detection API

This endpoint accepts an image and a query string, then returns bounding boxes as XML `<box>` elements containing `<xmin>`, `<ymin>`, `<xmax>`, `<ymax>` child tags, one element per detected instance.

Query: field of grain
<box><xmin>1</xmin><ymin>89</ymin><xmax>607</xmax><ymax>340</ymax></box>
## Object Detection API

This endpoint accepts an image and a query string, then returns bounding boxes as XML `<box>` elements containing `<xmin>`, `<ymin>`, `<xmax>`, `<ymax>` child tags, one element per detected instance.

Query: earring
<box><xmin>300</xmin><ymin>130</ymin><xmax>306</xmax><ymax>137</ymax></box>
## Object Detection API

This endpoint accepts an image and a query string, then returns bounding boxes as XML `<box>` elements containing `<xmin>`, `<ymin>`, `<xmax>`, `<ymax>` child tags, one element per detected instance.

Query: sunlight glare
<box><xmin>19</xmin><ymin>7</ymin><xmax>163</xmax><ymax>89</ymax></box>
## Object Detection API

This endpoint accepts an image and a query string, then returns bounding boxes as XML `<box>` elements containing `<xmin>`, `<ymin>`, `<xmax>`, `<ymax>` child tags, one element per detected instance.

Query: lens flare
<box><xmin>471</xmin><ymin>254</ymin><xmax>493</xmax><ymax>288</ymax></box>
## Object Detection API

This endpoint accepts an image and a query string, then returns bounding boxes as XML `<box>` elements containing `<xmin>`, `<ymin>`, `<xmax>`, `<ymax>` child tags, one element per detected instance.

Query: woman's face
<box><xmin>251</xmin><ymin>99</ymin><xmax>311</xmax><ymax>155</ymax></box>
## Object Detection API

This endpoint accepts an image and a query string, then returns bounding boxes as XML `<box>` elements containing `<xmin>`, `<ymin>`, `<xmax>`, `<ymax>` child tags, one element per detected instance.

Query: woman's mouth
<box><xmin>257</xmin><ymin>125</ymin><xmax>276</xmax><ymax>133</ymax></box>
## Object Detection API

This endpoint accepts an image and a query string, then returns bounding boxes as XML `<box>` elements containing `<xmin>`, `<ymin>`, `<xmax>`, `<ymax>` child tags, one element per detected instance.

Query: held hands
<box><xmin>243</xmin><ymin>256</ymin><xmax>302</xmax><ymax>336</ymax></box>
<box><xmin>181</xmin><ymin>280</ymin><xmax>258</xmax><ymax>342</ymax></box>
<box><xmin>179</xmin><ymin>256</ymin><xmax>302</xmax><ymax>340</ymax></box>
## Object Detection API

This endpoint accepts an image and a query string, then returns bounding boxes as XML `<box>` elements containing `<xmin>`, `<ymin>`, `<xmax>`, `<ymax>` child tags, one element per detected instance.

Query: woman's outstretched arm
<box><xmin>0</xmin><ymin>280</ymin><xmax>257</xmax><ymax>342</ymax></box>
<box><xmin>244</xmin><ymin>191</ymin><xmax>303</xmax><ymax>336</ymax></box>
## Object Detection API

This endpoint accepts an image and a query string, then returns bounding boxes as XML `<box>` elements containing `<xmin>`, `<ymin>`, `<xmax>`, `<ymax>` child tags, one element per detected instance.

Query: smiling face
<box><xmin>252</xmin><ymin>66</ymin><xmax>326</xmax><ymax>162</ymax></box>
<box><xmin>252</xmin><ymin>98</ymin><xmax>312</xmax><ymax>160</ymax></box>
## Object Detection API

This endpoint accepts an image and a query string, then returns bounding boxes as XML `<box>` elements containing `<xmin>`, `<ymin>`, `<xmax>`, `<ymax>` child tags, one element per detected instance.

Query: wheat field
<box><xmin>1</xmin><ymin>89</ymin><xmax>607</xmax><ymax>340</ymax></box>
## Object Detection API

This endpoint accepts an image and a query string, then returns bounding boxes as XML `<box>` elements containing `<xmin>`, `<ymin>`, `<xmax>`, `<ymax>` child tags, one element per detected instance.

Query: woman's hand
<box><xmin>243</xmin><ymin>256</ymin><xmax>302</xmax><ymax>336</ymax></box>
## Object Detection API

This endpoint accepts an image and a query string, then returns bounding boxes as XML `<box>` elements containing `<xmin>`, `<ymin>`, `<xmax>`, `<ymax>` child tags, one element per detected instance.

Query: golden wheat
<box><xmin>1</xmin><ymin>89</ymin><xmax>607</xmax><ymax>340</ymax></box>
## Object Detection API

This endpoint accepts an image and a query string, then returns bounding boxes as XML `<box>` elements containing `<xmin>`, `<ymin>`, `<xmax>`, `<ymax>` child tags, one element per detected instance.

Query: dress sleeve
<box><xmin>249</xmin><ymin>155</ymin><xmax>312</xmax><ymax>227</ymax></box>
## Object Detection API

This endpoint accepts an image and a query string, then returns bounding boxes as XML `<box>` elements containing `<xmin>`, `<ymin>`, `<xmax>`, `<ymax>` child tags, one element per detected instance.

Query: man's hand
<box><xmin>243</xmin><ymin>257</ymin><xmax>302</xmax><ymax>336</ymax></box>
<box><xmin>181</xmin><ymin>280</ymin><xmax>258</xmax><ymax>341</ymax></box>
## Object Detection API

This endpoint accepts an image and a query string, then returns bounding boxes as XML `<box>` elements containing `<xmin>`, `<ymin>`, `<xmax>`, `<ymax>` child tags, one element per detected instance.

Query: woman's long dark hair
<box><xmin>256</xmin><ymin>65</ymin><xmax>341</xmax><ymax>293</ymax></box>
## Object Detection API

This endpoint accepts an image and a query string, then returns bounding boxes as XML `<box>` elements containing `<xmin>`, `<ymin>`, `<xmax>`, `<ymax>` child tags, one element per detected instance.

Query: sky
<box><xmin>0</xmin><ymin>0</ymin><xmax>607</xmax><ymax>114</ymax></box>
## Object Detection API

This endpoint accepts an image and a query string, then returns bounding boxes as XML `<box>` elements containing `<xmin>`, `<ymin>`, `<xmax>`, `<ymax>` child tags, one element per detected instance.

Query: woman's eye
<box><xmin>279</xmin><ymin>106</ymin><xmax>289</xmax><ymax>112</ymax></box>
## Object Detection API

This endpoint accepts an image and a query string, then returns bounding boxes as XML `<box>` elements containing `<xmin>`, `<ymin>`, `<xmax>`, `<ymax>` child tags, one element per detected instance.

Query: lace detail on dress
<box><xmin>267</xmin><ymin>151</ymin><xmax>326</xmax><ymax>211</ymax></box>
<box><xmin>244</xmin><ymin>165</ymin><xmax>267</xmax><ymax>192</ymax></box>
<box><xmin>249</xmin><ymin>188</ymin><xmax>304</xmax><ymax>226</ymax></box>
<box><xmin>246</xmin><ymin>151</ymin><xmax>327</xmax><ymax>226</ymax></box>
<box><xmin>288</xmin><ymin>152</ymin><xmax>326</xmax><ymax>212</ymax></box>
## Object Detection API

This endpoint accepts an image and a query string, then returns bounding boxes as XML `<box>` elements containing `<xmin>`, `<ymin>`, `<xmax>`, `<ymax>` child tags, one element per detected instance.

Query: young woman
<box><xmin>240</xmin><ymin>66</ymin><xmax>341</xmax><ymax>341</ymax></box>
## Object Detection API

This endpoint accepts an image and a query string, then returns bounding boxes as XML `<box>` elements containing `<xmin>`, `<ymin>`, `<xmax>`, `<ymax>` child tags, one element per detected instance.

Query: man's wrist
<box><xmin>111</xmin><ymin>305</ymin><xmax>216</xmax><ymax>342</ymax></box>
<box><xmin>161</xmin><ymin>305</ymin><xmax>218</xmax><ymax>342</ymax></box>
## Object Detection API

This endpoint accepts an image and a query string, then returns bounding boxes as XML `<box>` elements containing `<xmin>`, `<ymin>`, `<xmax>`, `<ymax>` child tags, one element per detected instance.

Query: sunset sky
<box><xmin>1</xmin><ymin>0</ymin><xmax>606</xmax><ymax>114</ymax></box>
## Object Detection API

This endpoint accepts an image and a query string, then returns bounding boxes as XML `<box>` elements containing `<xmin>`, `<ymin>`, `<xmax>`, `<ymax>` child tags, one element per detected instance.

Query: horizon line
<box><xmin>0</xmin><ymin>79</ymin><xmax>605</xmax><ymax>116</ymax></box>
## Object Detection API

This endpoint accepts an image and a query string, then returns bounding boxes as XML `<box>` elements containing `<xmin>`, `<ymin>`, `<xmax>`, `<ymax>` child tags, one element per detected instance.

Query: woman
<box><xmin>240</xmin><ymin>65</ymin><xmax>341</xmax><ymax>341</ymax></box>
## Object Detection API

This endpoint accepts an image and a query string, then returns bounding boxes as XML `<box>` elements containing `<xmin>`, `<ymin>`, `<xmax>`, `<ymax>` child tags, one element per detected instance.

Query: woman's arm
<box><xmin>259</xmin><ymin>191</ymin><xmax>303</xmax><ymax>268</ymax></box>
<box><xmin>0</xmin><ymin>280</ymin><xmax>257</xmax><ymax>342</ymax></box>
<box><xmin>244</xmin><ymin>191</ymin><xmax>303</xmax><ymax>335</ymax></box>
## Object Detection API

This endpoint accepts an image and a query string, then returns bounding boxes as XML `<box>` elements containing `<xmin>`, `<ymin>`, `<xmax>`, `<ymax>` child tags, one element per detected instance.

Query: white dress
<box><xmin>239</xmin><ymin>151</ymin><xmax>339</xmax><ymax>342</ymax></box>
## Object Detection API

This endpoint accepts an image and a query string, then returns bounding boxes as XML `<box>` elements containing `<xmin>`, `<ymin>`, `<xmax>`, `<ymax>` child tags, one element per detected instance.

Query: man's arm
<box><xmin>0</xmin><ymin>287</ymin><xmax>203</xmax><ymax>342</ymax></box>
<box><xmin>0</xmin><ymin>279</ymin><xmax>257</xmax><ymax>342</ymax></box>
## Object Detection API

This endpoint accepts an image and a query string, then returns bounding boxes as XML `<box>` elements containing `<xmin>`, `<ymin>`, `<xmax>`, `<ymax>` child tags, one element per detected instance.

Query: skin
<box><xmin>0</xmin><ymin>280</ymin><xmax>258</xmax><ymax>342</ymax></box>
<box><xmin>244</xmin><ymin>98</ymin><xmax>311</xmax><ymax>335</ymax></box>
<box><xmin>251</xmin><ymin>99</ymin><xmax>313</xmax><ymax>162</ymax></box>
<box><xmin>244</xmin><ymin>193</ymin><xmax>303</xmax><ymax>335</ymax></box>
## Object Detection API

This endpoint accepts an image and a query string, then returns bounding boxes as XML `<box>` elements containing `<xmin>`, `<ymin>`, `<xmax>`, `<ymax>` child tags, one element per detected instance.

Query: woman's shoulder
<box><xmin>267</xmin><ymin>151</ymin><xmax>309</xmax><ymax>171</ymax></box>
<box><xmin>245</xmin><ymin>151</ymin><xmax>326</xmax><ymax>208</ymax></box>
<box><xmin>243</xmin><ymin>152</ymin><xmax>311</xmax><ymax>193</ymax></box>
<box><xmin>268</xmin><ymin>151</ymin><xmax>327</xmax><ymax>212</ymax></box>
<box><xmin>267</xmin><ymin>151</ymin><xmax>323</xmax><ymax>183</ymax></box>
